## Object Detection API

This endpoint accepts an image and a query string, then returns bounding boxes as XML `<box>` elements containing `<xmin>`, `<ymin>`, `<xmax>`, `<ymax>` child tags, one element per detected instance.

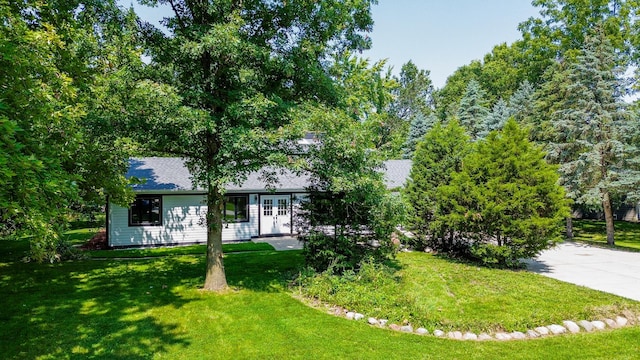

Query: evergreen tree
<box><xmin>457</xmin><ymin>79</ymin><xmax>490</xmax><ymax>139</ymax></box>
<box><xmin>435</xmin><ymin>119</ymin><xmax>569</xmax><ymax>267</ymax></box>
<box><xmin>404</xmin><ymin>120</ymin><xmax>470</xmax><ymax>251</ymax></box>
<box><xmin>545</xmin><ymin>27</ymin><xmax>640</xmax><ymax>245</ymax></box>
<box><xmin>508</xmin><ymin>80</ymin><xmax>535</xmax><ymax>123</ymax></box>
<box><xmin>402</xmin><ymin>112</ymin><xmax>436</xmax><ymax>159</ymax></box>
<box><xmin>479</xmin><ymin>98</ymin><xmax>511</xmax><ymax>139</ymax></box>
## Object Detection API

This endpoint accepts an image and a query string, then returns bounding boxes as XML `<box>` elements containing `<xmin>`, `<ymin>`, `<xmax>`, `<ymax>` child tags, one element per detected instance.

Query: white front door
<box><xmin>260</xmin><ymin>195</ymin><xmax>291</xmax><ymax>235</ymax></box>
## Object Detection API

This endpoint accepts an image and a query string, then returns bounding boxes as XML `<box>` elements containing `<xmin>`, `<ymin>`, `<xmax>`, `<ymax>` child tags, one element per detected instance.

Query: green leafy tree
<box><xmin>402</xmin><ymin>112</ymin><xmax>436</xmax><ymax>159</ymax></box>
<box><xmin>138</xmin><ymin>0</ymin><xmax>376</xmax><ymax>290</ymax></box>
<box><xmin>544</xmin><ymin>28</ymin><xmax>639</xmax><ymax>245</ymax></box>
<box><xmin>520</xmin><ymin>0</ymin><xmax>640</xmax><ymax>67</ymax></box>
<box><xmin>457</xmin><ymin>79</ymin><xmax>490</xmax><ymax>139</ymax></box>
<box><xmin>404</xmin><ymin>120</ymin><xmax>470</xmax><ymax>251</ymax></box>
<box><xmin>0</xmin><ymin>0</ymin><xmax>136</xmax><ymax>261</ymax></box>
<box><xmin>390</xmin><ymin>60</ymin><xmax>434</xmax><ymax>120</ymax></box>
<box><xmin>327</xmin><ymin>54</ymin><xmax>403</xmax><ymax>157</ymax></box>
<box><xmin>295</xmin><ymin>106</ymin><xmax>399</xmax><ymax>272</ymax></box>
<box><xmin>435</xmin><ymin>120</ymin><xmax>569</xmax><ymax>267</ymax></box>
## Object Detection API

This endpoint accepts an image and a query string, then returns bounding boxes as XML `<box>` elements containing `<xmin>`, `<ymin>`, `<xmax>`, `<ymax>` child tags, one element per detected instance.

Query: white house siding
<box><xmin>109</xmin><ymin>194</ymin><xmax>260</xmax><ymax>247</ymax></box>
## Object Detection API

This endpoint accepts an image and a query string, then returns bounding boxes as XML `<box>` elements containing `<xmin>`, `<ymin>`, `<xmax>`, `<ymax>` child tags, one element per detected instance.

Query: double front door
<box><xmin>260</xmin><ymin>195</ymin><xmax>291</xmax><ymax>235</ymax></box>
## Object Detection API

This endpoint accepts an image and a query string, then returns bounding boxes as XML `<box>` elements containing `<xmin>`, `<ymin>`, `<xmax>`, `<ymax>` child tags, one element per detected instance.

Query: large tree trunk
<box><xmin>602</xmin><ymin>190</ymin><xmax>615</xmax><ymax>246</ymax></box>
<box><xmin>566</xmin><ymin>217</ymin><xmax>573</xmax><ymax>240</ymax></box>
<box><xmin>203</xmin><ymin>190</ymin><xmax>228</xmax><ymax>291</ymax></box>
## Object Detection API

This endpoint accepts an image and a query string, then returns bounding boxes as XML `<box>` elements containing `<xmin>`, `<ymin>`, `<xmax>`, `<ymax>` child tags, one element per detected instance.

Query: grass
<box><xmin>1</xmin><ymin>234</ymin><xmax>640</xmax><ymax>359</ymax></box>
<box><xmin>87</xmin><ymin>242</ymin><xmax>274</xmax><ymax>259</ymax></box>
<box><xmin>59</xmin><ymin>228</ymin><xmax>275</xmax><ymax>258</ymax></box>
<box><xmin>299</xmin><ymin>253</ymin><xmax>640</xmax><ymax>333</ymax></box>
<box><xmin>574</xmin><ymin>220</ymin><xmax>640</xmax><ymax>251</ymax></box>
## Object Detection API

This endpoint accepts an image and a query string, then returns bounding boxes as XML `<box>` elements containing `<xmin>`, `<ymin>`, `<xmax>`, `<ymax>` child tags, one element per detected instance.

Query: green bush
<box><xmin>407</xmin><ymin>119</ymin><xmax>569</xmax><ymax>267</ymax></box>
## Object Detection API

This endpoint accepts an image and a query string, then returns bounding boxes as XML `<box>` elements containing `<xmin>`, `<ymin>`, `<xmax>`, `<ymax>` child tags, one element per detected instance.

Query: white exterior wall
<box><xmin>109</xmin><ymin>194</ymin><xmax>260</xmax><ymax>247</ymax></box>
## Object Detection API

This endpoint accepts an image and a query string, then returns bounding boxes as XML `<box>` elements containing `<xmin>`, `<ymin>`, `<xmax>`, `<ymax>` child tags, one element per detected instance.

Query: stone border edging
<box><xmin>318</xmin><ymin>301</ymin><xmax>639</xmax><ymax>341</ymax></box>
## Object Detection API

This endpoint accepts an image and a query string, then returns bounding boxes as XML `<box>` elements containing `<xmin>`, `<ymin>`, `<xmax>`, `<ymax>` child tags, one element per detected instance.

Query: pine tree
<box><xmin>404</xmin><ymin>119</ymin><xmax>470</xmax><ymax>251</ymax></box>
<box><xmin>479</xmin><ymin>98</ymin><xmax>511</xmax><ymax>139</ymax></box>
<box><xmin>508</xmin><ymin>80</ymin><xmax>535</xmax><ymax>123</ymax></box>
<box><xmin>546</xmin><ymin>26</ymin><xmax>640</xmax><ymax>246</ymax></box>
<box><xmin>457</xmin><ymin>79</ymin><xmax>489</xmax><ymax>139</ymax></box>
<box><xmin>436</xmin><ymin>119</ymin><xmax>569</xmax><ymax>267</ymax></box>
<box><xmin>402</xmin><ymin>112</ymin><xmax>436</xmax><ymax>159</ymax></box>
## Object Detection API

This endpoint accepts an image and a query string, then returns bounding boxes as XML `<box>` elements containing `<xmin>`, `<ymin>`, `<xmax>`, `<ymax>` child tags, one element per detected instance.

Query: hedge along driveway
<box><xmin>525</xmin><ymin>242</ymin><xmax>640</xmax><ymax>301</ymax></box>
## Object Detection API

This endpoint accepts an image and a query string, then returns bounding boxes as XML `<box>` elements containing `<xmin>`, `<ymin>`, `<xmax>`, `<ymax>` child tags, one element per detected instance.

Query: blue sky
<box><xmin>121</xmin><ymin>0</ymin><xmax>540</xmax><ymax>88</ymax></box>
<box><xmin>365</xmin><ymin>0</ymin><xmax>539</xmax><ymax>87</ymax></box>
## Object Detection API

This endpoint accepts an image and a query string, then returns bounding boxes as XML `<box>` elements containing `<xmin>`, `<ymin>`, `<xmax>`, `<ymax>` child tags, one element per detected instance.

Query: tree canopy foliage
<box><xmin>135</xmin><ymin>0</ymin><xmax>377</xmax><ymax>290</ymax></box>
<box><xmin>0</xmin><ymin>0</ymin><xmax>138</xmax><ymax>261</ymax></box>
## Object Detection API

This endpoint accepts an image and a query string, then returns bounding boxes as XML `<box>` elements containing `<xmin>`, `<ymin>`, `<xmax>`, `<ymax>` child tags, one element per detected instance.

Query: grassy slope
<box><xmin>1</xmin><ymin>239</ymin><xmax>639</xmax><ymax>359</ymax></box>
<box><xmin>574</xmin><ymin>220</ymin><xmax>640</xmax><ymax>251</ymax></box>
<box><xmin>300</xmin><ymin>252</ymin><xmax>640</xmax><ymax>332</ymax></box>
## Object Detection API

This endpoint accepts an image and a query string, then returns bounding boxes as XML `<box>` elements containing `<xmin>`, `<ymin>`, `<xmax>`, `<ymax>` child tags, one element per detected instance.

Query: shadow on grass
<box><xmin>224</xmin><ymin>250</ymin><xmax>304</xmax><ymax>292</ymax></box>
<box><xmin>574</xmin><ymin>220</ymin><xmax>640</xmax><ymax>251</ymax></box>
<box><xmin>0</xmin><ymin>240</ymin><xmax>195</xmax><ymax>359</ymax></box>
<box><xmin>0</xmin><ymin>240</ymin><xmax>306</xmax><ymax>359</ymax></box>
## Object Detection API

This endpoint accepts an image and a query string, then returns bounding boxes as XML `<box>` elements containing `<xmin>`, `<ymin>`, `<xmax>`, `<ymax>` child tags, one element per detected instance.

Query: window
<box><xmin>129</xmin><ymin>195</ymin><xmax>162</xmax><ymax>226</ymax></box>
<box><xmin>277</xmin><ymin>198</ymin><xmax>288</xmax><ymax>216</ymax></box>
<box><xmin>263</xmin><ymin>199</ymin><xmax>273</xmax><ymax>216</ymax></box>
<box><xmin>224</xmin><ymin>195</ymin><xmax>249</xmax><ymax>223</ymax></box>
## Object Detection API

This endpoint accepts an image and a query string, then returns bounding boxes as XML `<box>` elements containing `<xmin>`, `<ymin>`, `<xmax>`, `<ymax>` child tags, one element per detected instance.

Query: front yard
<box><xmin>1</xmin><ymin>231</ymin><xmax>639</xmax><ymax>359</ymax></box>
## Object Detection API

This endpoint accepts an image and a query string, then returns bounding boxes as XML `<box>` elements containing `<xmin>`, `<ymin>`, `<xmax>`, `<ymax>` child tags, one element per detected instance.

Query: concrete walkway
<box><xmin>525</xmin><ymin>242</ymin><xmax>640</xmax><ymax>301</ymax></box>
<box><xmin>253</xmin><ymin>236</ymin><xmax>303</xmax><ymax>251</ymax></box>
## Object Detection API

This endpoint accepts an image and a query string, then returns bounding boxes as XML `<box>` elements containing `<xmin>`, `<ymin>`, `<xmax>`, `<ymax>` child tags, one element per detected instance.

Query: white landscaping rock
<box><xmin>354</xmin><ymin>313</ymin><xmax>365</xmax><ymax>321</ymax></box>
<box><xmin>346</xmin><ymin>312</ymin><xmax>355</xmax><ymax>320</ymax></box>
<box><xmin>591</xmin><ymin>320</ymin><xmax>606</xmax><ymax>330</ymax></box>
<box><xmin>433</xmin><ymin>329</ymin><xmax>445</xmax><ymax>337</ymax></box>
<box><xmin>604</xmin><ymin>318</ymin><xmax>618</xmax><ymax>328</ymax></box>
<box><xmin>367</xmin><ymin>317</ymin><xmax>378</xmax><ymax>325</ymax></box>
<box><xmin>578</xmin><ymin>320</ymin><xmax>594</xmax><ymax>332</ymax></box>
<box><xmin>562</xmin><ymin>320</ymin><xmax>581</xmax><ymax>333</ymax></box>
<box><xmin>616</xmin><ymin>316</ymin><xmax>628</xmax><ymax>327</ymax></box>
<box><xmin>463</xmin><ymin>332</ymin><xmax>478</xmax><ymax>340</ymax></box>
<box><xmin>511</xmin><ymin>331</ymin><xmax>526</xmax><ymax>340</ymax></box>
<box><xmin>534</xmin><ymin>326</ymin><xmax>550</xmax><ymax>336</ymax></box>
<box><xmin>379</xmin><ymin>319</ymin><xmax>388</xmax><ymax>327</ymax></box>
<box><xmin>495</xmin><ymin>332</ymin><xmax>512</xmax><ymax>341</ymax></box>
<box><xmin>547</xmin><ymin>324</ymin><xmax>567</xmax><ymax>335</ymax></box>
<box><xmin>416</xmin><ymin>327</ymin><xmax>429</xmax><ymax>335</ymax></box>
<box><xmin>400</xmin><ymin>325</ymin><xmax>413</xmax><ymax>333</ymax></box>
<box><xmin>448</xmin><ymin>331</ymin><xmax>463</xmax><ymax>340</ymax></box>
<box><xmin>478</xmin><ymin>333</ymin><xmax>492</xmax><ymax>341</ymax></box>
<box><xmin>526</xmin><ymin>330</ymin><xmax>540</xmax><ymax>338</ymax></box>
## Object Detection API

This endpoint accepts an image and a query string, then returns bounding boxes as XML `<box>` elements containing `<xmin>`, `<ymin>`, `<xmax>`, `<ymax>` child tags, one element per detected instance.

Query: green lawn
<box><xmin>60</xmin><ymin>228</ymin><xmax>275</xmax><ymax>258</ymax></box>
<box><xmin>574</xmin><ymin>220</ymin><xmax>640</xmax><ymax>251</ymax></box>
<box><xmin>1</xmin><ymin>237</ymin><xmax>639</xmax><ymax>359</ymax></box>
<box><xmin>300</xmin><ymin>252</ymin><xmax>640</xmax><ymax>333</ymax></box>
<box><xmin>87</xmin><ymin>242</ymin><xmax>274</xmax><ymax>258</ymax></box>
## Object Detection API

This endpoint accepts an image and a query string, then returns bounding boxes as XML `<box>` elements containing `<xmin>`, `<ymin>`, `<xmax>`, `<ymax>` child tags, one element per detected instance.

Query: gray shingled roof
<box><xmin>127</xmin><ymin>157</ymin><xmax>412</xmax><ymax>192</ymax></box>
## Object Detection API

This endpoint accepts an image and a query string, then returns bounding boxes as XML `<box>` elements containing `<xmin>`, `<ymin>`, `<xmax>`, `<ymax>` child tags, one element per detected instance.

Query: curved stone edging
<box><xmin>314</xmin><ymin>300</ymin><xmax>639</xmax><ymax>341</ymax></box>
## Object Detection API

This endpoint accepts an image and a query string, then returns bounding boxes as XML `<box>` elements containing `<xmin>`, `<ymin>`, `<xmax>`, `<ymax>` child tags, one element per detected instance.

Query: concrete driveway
<box><xmin>525</xmin><ymin>242</ymin><xmax>640</xmax><ymax>301</ymax></box>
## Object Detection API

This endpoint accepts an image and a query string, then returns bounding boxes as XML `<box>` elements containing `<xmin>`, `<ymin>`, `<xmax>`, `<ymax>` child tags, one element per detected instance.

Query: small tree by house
<box><xmin>295</xmin><ymin>107</ymin><xmax>400</xmax><ymax>272</ymax></box>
